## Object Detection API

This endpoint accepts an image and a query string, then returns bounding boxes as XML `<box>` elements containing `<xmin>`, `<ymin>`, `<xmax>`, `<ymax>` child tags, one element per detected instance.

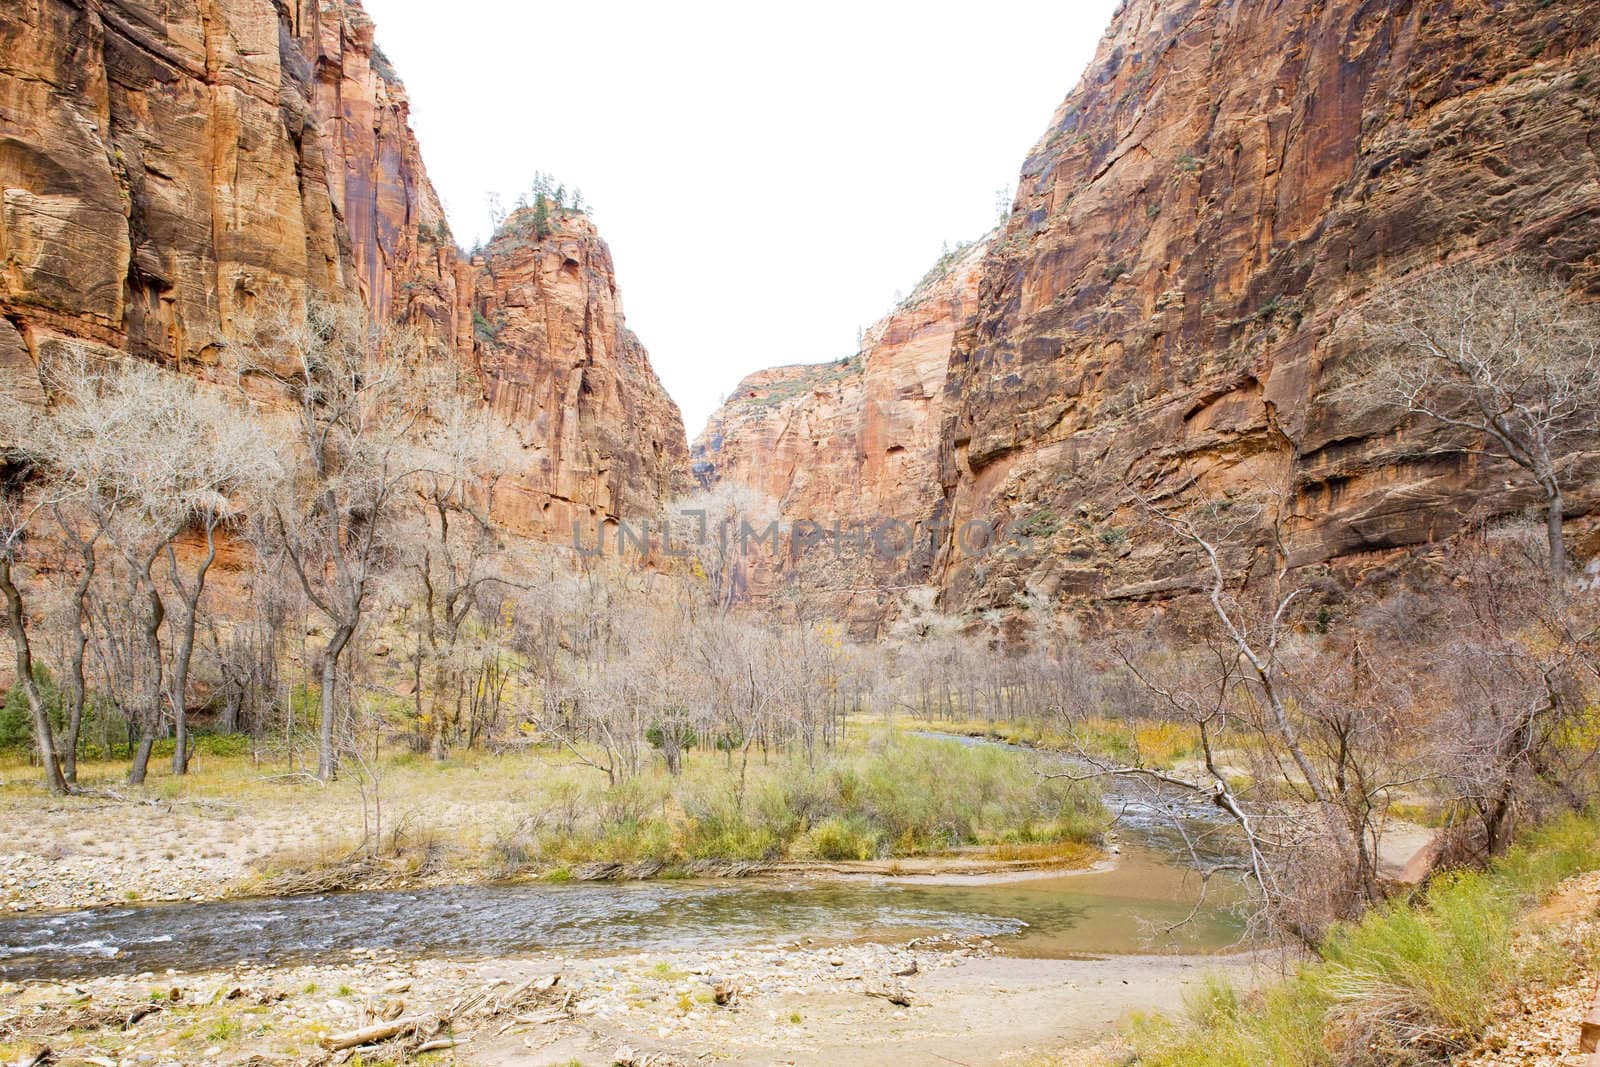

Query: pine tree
<box><xmin>533</xmin><ymin>193</ymin><xmax>551</xmax><ymax>240</ymax></box>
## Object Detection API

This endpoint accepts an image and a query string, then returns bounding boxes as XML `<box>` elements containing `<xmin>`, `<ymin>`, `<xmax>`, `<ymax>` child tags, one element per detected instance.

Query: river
<box><xmin>0</xmin><ymin>733</ymin><xmax>1246</xmax><ymax>981</ymax></box>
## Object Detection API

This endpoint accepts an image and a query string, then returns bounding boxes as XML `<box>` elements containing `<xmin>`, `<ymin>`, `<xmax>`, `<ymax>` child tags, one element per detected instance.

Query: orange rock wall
<box><xmin>0</xmin><ymin>0</ymin><xmax>684</xmax><ymax>528</ymax></box>
<box><xmin>936</xmin><ymin>0</ymin><xmax>1600</xmax><ymax>613</ymax></box>
<box><xmin>692</xmin><ymin>241</ymin><xmax>986</xmax><ymax>630</ymax></box>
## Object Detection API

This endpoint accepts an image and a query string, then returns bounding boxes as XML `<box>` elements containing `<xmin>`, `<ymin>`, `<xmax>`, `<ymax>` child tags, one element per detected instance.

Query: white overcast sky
<box><xmin>360</xmin><ymin>0</ymin><xmax>1121</xmax><ymax>437</ymax></box>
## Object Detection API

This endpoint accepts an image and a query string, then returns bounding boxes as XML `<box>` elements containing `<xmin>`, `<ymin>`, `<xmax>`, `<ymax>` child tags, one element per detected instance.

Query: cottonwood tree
<box><xmin>0</xmin><ymin>448</ymin><xmax>70</xmax><ymax>795</ymax></box>
<box><xmin>1350</xmin><ymin>263</ymin><xmax>1600</xmax><ymax>585</ymax></box>
<box><xmin>397</xmin><ymin>383</ymin><xmax>517</xmax><ymax>760</ymax></box>
<box><xmin>671</xmin><ymin>483</ymin><xmax>780</xmax><ymax>614</ymax></box>
<box><xmin>38</xmin><ymin>349</ymin><xmax>272</xmax><ymax>779</ymax></box>
<box><xmin>242</xmin><ymin>300</ymin><xmax>431</xmax><ymax>782</ymax></box>
<box><xmin>44</xmin><ymin>501</ymin><xmax>100</xmax><ymax>783</ymax></box>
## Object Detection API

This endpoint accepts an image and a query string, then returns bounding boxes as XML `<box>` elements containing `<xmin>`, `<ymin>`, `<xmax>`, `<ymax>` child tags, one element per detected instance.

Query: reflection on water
<box><xmin>0</xmin><ymin>848</ymin><xmax>1240</xmax><ymax>981</ymax></box>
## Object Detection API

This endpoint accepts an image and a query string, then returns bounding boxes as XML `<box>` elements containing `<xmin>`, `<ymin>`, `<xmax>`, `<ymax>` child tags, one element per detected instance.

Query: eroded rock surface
<box><xmin>692</xmin><ymin>241</ymin><xmax>986</xmax><ymax>631</ymax></box>
<box><xmin>0</xmin><ymin>0</ymin><xmax>685</xmax><ymax>530</ymax></box>
<box><xmin>936</xmin><ymin>0</ymin><xmax>1600</xmax><ymax>613</ymax></box>
<box><xmin>701</xmin><ymin>0</ymin><xmax>1600</xmax><ymax>623</ymax></box>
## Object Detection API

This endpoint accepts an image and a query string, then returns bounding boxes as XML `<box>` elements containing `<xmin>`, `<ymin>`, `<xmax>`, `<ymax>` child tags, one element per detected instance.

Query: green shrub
<box><xmin>0</xmin><ymin>666</ymin><xmax>63</xmax><ymax>751</ymax></box>
<box><xmin>509</xmin><ymin>734</ymin><xmax>1102</xmax><ymax>870</ymax></box>
<box><xmin>1128</xmin><ymin>810</ymin><xmax>1600</xmax><ymax>1067</ymax></box>
<box><xmin>806</xmin><ymin>816</ymin><xmax>879</xmax><ymax>861</ymax></box>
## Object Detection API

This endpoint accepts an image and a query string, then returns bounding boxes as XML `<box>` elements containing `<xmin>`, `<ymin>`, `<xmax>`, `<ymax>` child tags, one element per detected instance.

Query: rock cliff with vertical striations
<box><xmin>0</xmin><ymin>0</ymin><xmax>684</xmax><ymax>524</ymax></box>
<box><xmin>702</xmin><ymin>0</ymin><xmax>1600</xmax><ymax>625</ymax></box>
<box><xmin>692</xmin><ymin>239</ymin><xmax>986</xmax><ymax>631</ymax></box>
<box><xmin>934</xmin><ymin>0</ymin><xmax>1600</xmax><ymax>616</ymax></box>
<box><xmin>474</xmin><ymin>207</ymin><xmax>688</xmax><ymax>540</ymax></box>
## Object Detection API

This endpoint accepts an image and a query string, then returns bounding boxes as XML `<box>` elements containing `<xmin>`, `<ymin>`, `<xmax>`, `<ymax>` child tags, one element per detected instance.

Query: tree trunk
<box><xmin>132</xmin><ymin>566</ymin><xmax>165</xmax><ymax>784</ymax></box>
<box><xmin>62</xmin><ymin>614</ymin><xmax>88</xmax><ymax>783</ymax></box>
<box><xmin>319</xmin><ymin>625</ymin><xmax>354</xmax><ymax>782</ymax></box>
<box><xmin>2</xmin><ymin>557</ymin><xmax>68</xmax><ymax>795</ymax></box>
<box><xmin>1546</xmin><ymin>487</ymin><xmax>1567</xmax><ymax>588</ymax></box>
<box><xmin>61</xmin><ymin>537</ymin><xmax>95</xmax><ymax>784</ymax></box>
<box><xmin>169</xmin><ymin>529</ymin><xmax>218</xmax><ymax>775</ymax></box>
<box><xmin>127</xmin><ymin>732</ymin><xmax>155</xmax><ymax>786</ymax></box>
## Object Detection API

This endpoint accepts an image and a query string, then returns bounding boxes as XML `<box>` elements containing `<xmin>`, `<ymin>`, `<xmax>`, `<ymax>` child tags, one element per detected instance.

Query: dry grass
<box><xmin>900</xmin><ymin>714</ymin><xmax>1200</xmax><ymax>769</ymax></box>
<box><xmin>0</xmin><ymin>727</ymin><xmax>1105</xmax><ymax>907</ymax></box>
<box><xmin>987</xmin><ymin>840</ymin><xmax>1102</xmax><ymax>864</ymax></box>
<box><xmin>1118</xmin><ymin>812</ymin><xmax>1600</xmax><ymax>1067</ymax></box>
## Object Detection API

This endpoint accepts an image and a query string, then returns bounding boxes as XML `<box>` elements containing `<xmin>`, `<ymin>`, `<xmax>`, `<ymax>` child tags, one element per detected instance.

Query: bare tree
<box><xmin>1422</xmin><ymin>523</ymin><xmax>1600</xmax><ymax>856</ymax></box>
<box><xmin>1350</xmin><ymin>262</ymin><xmax>1600</xmax><ymax>585</ymax></box>
<box><xmin>396</xmin><ymin>384</ymin><xmax>516</xmax><ymax>760</ymax></box>
<box><xmin>242</xmin><ymin>301</ymin><xmax>430</xmax><ymax>782</ymax></box>
<box><xmin>1051</xmin><ymin>490</ymin><xmax>1427</xmax><ymax>947</ymax></box>
<box><xmin>36</xmin><ymin>349</ymin><xmax>274</xmax><ymax>779</ymax></box>
<box><xmin>0</xmin><ymin>462</ymin><xmax>69</xmax><ymax>795</ymax></box>
<box><xmin>671</xmin><ymin>483</ymin><xmax>779</xmax><ymax>614</ymax></box>
<box><xmin>48</xmin><ymin>501</ymin><xmax>99</xmax><ymax>782</ymax></box>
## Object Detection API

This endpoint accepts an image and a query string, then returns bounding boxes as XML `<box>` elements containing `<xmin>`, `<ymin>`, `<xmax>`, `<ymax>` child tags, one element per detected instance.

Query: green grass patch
<box><xmin>1126</xmin><ymin>811</ymin><xmax>1600</xmax><ymax>1067</ymax></box>
<box><xmin>532</xmin><ymin>734</ymin><xmax>1104</xmax><ymax>865</ymax></box>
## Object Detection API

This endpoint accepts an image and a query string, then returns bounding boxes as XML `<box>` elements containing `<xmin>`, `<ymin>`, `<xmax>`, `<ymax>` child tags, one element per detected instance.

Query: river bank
<box><xmin>0</xmin><ymin>787</ymin><xmax>1106</xmax><ymax>916</ymax></box>
<box><xmin>0</xmin><ymin>731</ymin><xmax>1110</xmax><ymax>914</ymax></box>
<box><xmin>0</xmin><ymin>733</ymin><xmax>1251</xmax><ymax>1064</ymax></box>
<box><xmin>0</xmin><ymin>933</ymin><xmax>1260</xmax><ymax>1066</ymax></box>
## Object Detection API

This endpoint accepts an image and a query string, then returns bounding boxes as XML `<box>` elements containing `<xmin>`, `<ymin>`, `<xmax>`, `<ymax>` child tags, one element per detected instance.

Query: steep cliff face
<box><xmin>937</xmin><ymin>0</ymin><xmax>1600</xmax><ymax>613</ymax></box>
<box><xmin>0</xmin><ymin>0</ymin><xmax>682</xmax><ymax>524</ymax></box>
<box><xmin>692</xmin><ymin>240</ymin><xmax>986</xmax><ymax>630</ymax></box>
<box><xmin>475</xmin><ymin>208</ymin><xmax>688</xmax><ymax>540</ymax></box>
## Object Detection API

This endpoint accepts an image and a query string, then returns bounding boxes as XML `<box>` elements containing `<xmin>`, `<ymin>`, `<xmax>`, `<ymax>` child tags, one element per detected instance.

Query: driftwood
<box><xmin>259</xmin><ymin>856</ymin><xmax>372</xmax><ymax>896</ymax></box>
<box><xmin>320</xmin><ymin>1015</ymin><xmax>433</xmax><ymax>1052</ymax></box>
<box><xmin>863</xmin><ymin>986</ymin><xmax>913</xmax><ymax>1006</ymax></box>
<box><xmin>0</xmin><ymin>999</ymin><xmax>161</xmax><ymax>1043</ymax></box>
<box><xmin>319</xmin><ymin>972</ymin><xmax>565</xmax><ymax>1055</ymax></box>
<box><xmin>413</xmin><ymin>1037</ymin><xmax>465</xmax><ymax>1053</ymax></box>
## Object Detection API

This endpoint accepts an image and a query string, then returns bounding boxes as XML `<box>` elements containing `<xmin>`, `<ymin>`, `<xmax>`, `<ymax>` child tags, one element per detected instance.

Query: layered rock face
<box><xmin>692</xmin><ymin>241</ymin><xmax>986</xmax><ymax>630</ymax></box>
<box><xmin>0</xmin><ymin>0</ymin><xmax>682</xmax><ymax>525</ymax></box>
<box><xmin>935</xmin><ymin>0</ymin><xmax>1600</xmax><ymax>614</ymax></box>
<box><xmin>475</xmin><ymin>209</ymin><xmax>688</xmax><ymax>540</ymax></box>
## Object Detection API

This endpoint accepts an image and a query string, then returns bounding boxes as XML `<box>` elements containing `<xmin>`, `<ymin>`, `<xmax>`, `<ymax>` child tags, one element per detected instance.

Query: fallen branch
<box><xmin>320</xmin><ymin>1015</ymin><xmax>431</xmax><ymax>1051</ymax></box>
<box><xmin>414</xmin><ymin>1037</ymin><xmax>465</xmax><ymax>1053</ymax></box>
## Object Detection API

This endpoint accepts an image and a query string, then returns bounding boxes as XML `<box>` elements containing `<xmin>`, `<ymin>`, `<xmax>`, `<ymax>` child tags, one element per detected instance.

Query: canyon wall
<box><xmin>702</xmin><ymin>0</ymin><xmax>1600</xmax><ymax>627</ymax></box>
<box><xmin>935</xmin><ymin>0</ymin><xmax>1600</xmax><ymax>615</ymax></box>
<box><xmin>692</xmin><ymin>240</ymin><xmax>986</xmax><ymax>631</ymax></box>
<box><xmin>475</xmin><ymin>208</ymin><xmax>688</xmax><ymax>540</ymax></box>
<box><xmin>0</xmin><ymin>0</ymin><xmax>684</xmax><ymax>524</ymax></box>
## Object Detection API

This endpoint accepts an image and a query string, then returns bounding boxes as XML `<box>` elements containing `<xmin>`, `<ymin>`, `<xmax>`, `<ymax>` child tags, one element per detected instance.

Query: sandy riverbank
<box><xmin>0</xmin><ymin>933</ymin><xmax>1262</xmax><ymax>1066</ymax></box>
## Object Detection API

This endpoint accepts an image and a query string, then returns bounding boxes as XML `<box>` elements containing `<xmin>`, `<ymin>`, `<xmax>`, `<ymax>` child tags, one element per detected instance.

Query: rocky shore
<box><xmin>0</xmin><ymin>934</ymin><xmax>1250</xmax><ymax>1066</ymax></box>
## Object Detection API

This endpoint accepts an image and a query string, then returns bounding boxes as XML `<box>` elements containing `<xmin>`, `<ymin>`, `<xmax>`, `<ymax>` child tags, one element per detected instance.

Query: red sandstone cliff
<box><xmin>475</xmin><ymin>207</ymin><xmax>688</xmax><ymax>540</ymax></box>
<box><xmin>936</xmin><ymin>0</ymin><xmax>1600</xmax><ymax>615</ymax></box>
<box><xmin>0</xmin><ymin>0</ymin><xmax>683</xmax><ymax>523</ymax></box>
<box><xmin>697</xmin><ymin>0</ymin><xmax>1600</xmax><ymax>624</ymax></box>
<box><xmin>692</xmin><ymin>239</ymin><xmax>986</xmax><ymax>630</ymax></box>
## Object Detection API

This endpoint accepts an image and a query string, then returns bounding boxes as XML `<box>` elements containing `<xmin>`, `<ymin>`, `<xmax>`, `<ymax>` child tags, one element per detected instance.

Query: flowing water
<box><xmin>0</xmin><ymin>734</ymin><xmax>1246</xmax><ymax>981</ymax></box>
<box><xmin>910</xmin><ymin>731</ymin><xmax>1241</xmax><ymax>864</ymax></box>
